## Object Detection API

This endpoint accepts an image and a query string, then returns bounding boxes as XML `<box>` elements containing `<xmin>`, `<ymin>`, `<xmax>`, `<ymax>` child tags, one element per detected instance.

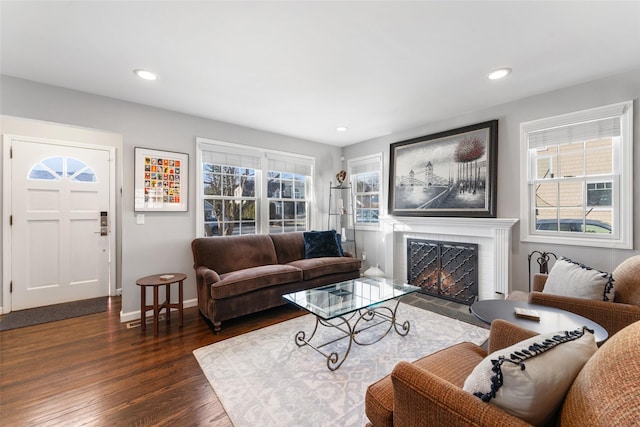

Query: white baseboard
<box><xmin>119</xmin><ymin>298</ymin><xmax>198</xmax><ymax>323</ymax></box>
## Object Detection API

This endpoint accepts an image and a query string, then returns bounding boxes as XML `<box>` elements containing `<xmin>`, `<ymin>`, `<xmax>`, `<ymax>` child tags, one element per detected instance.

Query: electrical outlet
<box><xmin>362</xmin><ymin>251</ymin><xmax>367</xmax><ymax>261</ymax></box>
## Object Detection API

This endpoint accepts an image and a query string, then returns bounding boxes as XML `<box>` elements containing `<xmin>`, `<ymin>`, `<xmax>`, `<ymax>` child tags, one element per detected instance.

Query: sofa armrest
<box><xmin>530</xmin><ymin>291</ymin><xmax>640</xmax><ymax>336</ymax></box>
<box><xmin>487</xmin><ymin>319</ymin><xmax>539</xmax><ymax>353</ymax></box>
<box><xmin>194</xmin><ymin>266</ymin><xmax>220</xmax><ymax>287</ymax></box>
<box><xmin>193</xmin><ymin>266</ymin><xmax>221</xmax><ymax>321</ymax></box>
<box><xmin>391</xmin><ymin>361</ymin><xmax>532</xmax><ymax>427</ymax></box>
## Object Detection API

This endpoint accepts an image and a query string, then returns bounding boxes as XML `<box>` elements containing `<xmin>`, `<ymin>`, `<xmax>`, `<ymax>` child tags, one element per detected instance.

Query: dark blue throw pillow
<box><xmin>303</xmin><ymin>230</ymin><xmax>344</xmax><ymax>258</ymax></box>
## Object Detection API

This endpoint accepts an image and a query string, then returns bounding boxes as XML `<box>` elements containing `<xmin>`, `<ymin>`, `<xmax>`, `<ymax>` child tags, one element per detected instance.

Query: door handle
<box><xmin>98</xmin><ymin>211</ymin><xmax>108</xmax><ymax>236</ymax></box>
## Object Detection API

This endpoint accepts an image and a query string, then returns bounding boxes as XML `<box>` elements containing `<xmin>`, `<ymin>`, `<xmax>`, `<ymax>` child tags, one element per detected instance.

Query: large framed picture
<box><xmin>389</xmin><ymin>120</ymin><xmax>498</xmax><ymax>218</ymax></box>
<box><xmin>134</xmin><ymin>147</ymin><xmax>189</xmax><ymax>212</ymax></box>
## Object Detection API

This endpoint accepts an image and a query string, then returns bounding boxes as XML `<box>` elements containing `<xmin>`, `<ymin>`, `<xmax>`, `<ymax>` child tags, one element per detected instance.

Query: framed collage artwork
<box><xmin>134</xmin><ymin>147</ymin><xmax>189</xmax><ymax>212</ymax></box>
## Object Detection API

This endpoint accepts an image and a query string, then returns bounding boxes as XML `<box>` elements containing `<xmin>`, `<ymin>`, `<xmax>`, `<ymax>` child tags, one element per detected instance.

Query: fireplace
<box><xmin>380</xmin><ymin>216</ymin><xmax>519</xmax><ymax>301</ymax></box>
<box><xmin>407</xmin><ymin>239</ymin><xmax>478</xmax><ymax>305</ymax></box>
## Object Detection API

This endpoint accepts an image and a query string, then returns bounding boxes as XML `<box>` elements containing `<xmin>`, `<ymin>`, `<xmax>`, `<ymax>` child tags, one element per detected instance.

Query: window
<box><xmin>203</xmin><ymin>164</ymin><xmax>257</xmax><ymax>236</ymax></box>
<box><xmin>197</xmin><ymin>138</ymin><xmax>313</xmax><ymax>237</ymax></box>
<box><xmin>520</xmin><ymin>101</ymin><xmax>633</xmax><ymax>248</ymax></box>
<box><xmin>348</xmin><ymin>153</ymin><xmax>383</xmax><ymax>229</ymax></box>
<box><xmin>28</xmin><ymin>156</ymin><xmax>96</xmax><ymax>182</ymax></box>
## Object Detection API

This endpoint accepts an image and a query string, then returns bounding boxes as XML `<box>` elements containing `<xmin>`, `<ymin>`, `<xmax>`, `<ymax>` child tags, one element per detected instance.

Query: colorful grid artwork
<box><xmin>143</xmin><ymin>156</ymin><xmax>182</xmax><ymax>204</ymax></box>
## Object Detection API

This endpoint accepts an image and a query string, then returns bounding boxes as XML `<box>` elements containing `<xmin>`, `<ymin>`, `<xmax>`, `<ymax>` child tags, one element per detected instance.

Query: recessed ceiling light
<box><xmin>488</xmin><ymin>68</ymin><xmax>511</xmax><ymax>80</ymax></box>
<box><xmin>134</xmin><ymin>69</ymin><xmax>158</xmax><ymax>81</ymax></box>
<box><xmin>336</xmin><ymin>126</ymin><xmax>348</xmax><ymax>132</ymax></box>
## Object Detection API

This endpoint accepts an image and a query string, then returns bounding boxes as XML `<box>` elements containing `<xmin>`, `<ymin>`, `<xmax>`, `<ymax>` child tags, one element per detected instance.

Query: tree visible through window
<box><xmin>198</xmin><ymin>138</ymin><xmax>313</xmax><ymax>237</ymax></box>
<box><xmin>203</xmin><ymin>165</ymin><xmax>256</xmax><ymax>236</ymax></box>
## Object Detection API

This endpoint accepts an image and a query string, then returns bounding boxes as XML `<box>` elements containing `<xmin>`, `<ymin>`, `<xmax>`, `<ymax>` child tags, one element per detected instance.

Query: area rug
<box><xmin>193</xmin><ymin>302</ymin><xmax>490</xmax><ymax>427</ymax></box>
<box><xmin>0</xmin><ymin>296</ymin><xmax>109</xmax><ymax>331</ymax></box>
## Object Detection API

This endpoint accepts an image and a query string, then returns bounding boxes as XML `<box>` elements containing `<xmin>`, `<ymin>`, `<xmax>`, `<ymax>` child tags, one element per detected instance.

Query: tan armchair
<box><xmin>366</xmin><ymin>319</ymin><xmax>537</xmax><ymax>427</ymax></box>
<box><xmin>514</xmin><ymin>255</ymin><xmax>640</xmax><ymax>337</ymax></box>
<box><xmin>365</xmin><ymin>318</ymin><xmax>640</xmax><ymax>427</ymax></box>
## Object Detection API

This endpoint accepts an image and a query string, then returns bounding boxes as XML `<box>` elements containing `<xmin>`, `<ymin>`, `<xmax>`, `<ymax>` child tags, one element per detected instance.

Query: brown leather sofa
<box><xmin>191</xmin><ymin>232</ymin><xmax>361</xmax><ymax>331</ymax></box>
<box><xmin>365</xmin><ymin>318</ymin><xmax>640</xmax><ymax>426</ymax></box>
<box><xmin>509</xmin><ymin>255</ymin><xmax>640</xmax><ymax>337</ymax></box>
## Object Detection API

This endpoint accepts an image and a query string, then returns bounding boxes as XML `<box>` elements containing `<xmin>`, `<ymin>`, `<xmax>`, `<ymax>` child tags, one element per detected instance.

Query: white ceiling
<box><xmin>2</xmin><ymin>1</ymin><xmax>639</xmax><ymax>147</ymax></box>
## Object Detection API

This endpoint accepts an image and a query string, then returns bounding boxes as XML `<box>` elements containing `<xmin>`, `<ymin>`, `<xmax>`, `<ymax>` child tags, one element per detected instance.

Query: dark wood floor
<box><xmin>0</xmin><ymin>297</ymin><xmax>305</xmax><ymax>426</ymax></box>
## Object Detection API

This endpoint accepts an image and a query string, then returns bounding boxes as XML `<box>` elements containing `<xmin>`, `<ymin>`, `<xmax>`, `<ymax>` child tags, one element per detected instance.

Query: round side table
<box><xmin>470</xmin><ymin>299</ymin><xmax>608</xmax><ymax>344</ymax></box>
<box><xmin>136</xmin><ymin>273</ymin><xmax>187</xmax><ymax>336</ymax></box>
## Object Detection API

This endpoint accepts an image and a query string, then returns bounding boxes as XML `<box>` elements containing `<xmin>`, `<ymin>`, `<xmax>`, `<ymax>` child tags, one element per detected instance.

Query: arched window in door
<box><xmin>28</xmin><ymin>156</ymin><xmax>97</xmax><ymax>182</ymax></box>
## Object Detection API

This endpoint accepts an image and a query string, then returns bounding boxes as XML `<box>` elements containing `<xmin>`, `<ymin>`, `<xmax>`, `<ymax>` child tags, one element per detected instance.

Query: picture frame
<box><xmin>389</xmin><ymin>120</ymin><xmax>498</xmax><ymax>218</ymax></box>
<box><xmin>134</xmin><ymin>147</ymin><xmax>189</xmax><ymax>212</ymax></box>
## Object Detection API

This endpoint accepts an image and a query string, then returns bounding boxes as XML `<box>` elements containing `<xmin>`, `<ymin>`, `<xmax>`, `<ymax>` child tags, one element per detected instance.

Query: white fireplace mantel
<box><xmin>380</xmin><ymin>216</ymin><xmax>519</xmax><ymax>300</ymax></box>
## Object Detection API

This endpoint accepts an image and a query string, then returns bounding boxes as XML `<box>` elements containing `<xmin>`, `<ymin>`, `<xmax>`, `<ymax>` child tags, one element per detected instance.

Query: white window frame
<box><xmin>196</xmin><ymin>137</ymin><xmax>314</xmax><ymax>237</ymax></box>
<box><xmin>519</xmin><ymin>101</ymin><xmax>633</xmax><ymax>249</ymax></box>
<box><xmin>348</xmin><ymin>152</ymin><xmax>383</xmax><ymax>230</ymax></box>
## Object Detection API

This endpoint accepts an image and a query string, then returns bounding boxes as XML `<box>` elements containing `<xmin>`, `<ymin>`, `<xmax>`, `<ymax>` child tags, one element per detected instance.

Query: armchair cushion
<box><xmin>463</xmin><ymin>327</ymin><xmax>597</xmax><ymax>426</ymax></box>
<box><xmin>543</xmin><ymin>258</ymin><xmax>613</xmax><ymax>301</ymax></box>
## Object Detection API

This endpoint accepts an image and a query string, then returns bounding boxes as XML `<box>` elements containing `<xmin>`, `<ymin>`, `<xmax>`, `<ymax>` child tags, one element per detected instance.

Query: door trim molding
<box><xmin>2</xmin><ymin>135</ymin><xmax>11</xmax><ymax>314</ymax></box>
<box><xmin>2</xmin><ymin>134</ymin><xmax>117</xmax><ymax>314</ymax></box>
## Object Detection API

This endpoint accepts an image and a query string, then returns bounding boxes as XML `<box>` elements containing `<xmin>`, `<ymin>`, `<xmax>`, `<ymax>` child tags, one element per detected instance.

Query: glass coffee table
<box><xmin>283</xmin><ymin>277</ymin><xmax>420</xmax><ymax>371</ymax></box>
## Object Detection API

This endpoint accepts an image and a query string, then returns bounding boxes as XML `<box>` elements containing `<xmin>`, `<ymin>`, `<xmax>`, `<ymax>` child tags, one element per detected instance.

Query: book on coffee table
<box><xmin>514</xmin><ymin>307</ymin><xmax>541</xmax><ymax>321</ymax></box>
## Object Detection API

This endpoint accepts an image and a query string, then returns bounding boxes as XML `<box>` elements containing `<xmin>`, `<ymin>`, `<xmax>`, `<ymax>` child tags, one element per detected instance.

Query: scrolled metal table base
<box><xmin>294</xmin><ymin>299</ymin><xmax>411</xmax><ymax>371</ymax></box>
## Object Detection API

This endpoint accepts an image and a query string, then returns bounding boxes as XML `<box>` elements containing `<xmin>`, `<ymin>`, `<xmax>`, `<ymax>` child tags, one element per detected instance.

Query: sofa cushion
<box><xmin>303</xmin><ymin>230</ymin><xmax>344</xmax><ymax>258</ymax></box>
<box><xmin>269</xmin><ymin>231</ymin><xmax>306</xmax><ymax>264</ymax></box>
<box><xmin>463</xmin><ymin>327</ymin><xmax>597</xmax><ymax>426</ymax></box>
<box><xmin>288</xmin><ymin>257</ymin><xmax>361</xmax><ymax>281</ymax></box>
<box><xmin>192</xmin><ymin>235</ymin><xmax>278</xmax><ymax>274</ymax></box>
<box><xmin>543</xmin><ymin>258</ymin><xmax>614</xmax><ymax>301</ymax></box>
<box><xmin>211</xmin><ymin>265</ymin><xmax>303</xmax><ymax>299</ymax></box>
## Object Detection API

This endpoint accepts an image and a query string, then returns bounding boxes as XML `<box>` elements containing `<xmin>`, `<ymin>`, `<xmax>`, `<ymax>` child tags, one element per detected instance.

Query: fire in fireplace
<box><xmin>407</xmin><ymin>238</ymin><xmax>478</xmax><ymax>305</ymax></box>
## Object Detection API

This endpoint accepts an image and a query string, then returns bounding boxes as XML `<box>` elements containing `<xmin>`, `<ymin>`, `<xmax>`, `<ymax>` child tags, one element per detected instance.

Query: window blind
<box><xmin>201</xmin><ymin>145</ymin><xmax>262</xmax><ymax>169</ymax></box>
<box><xmin>267</xmin><ymin>153</ymin><xmax>313</xmax><ymax>176</ymax></box>
<box><xmin>351</xmin><ymin>161</ymin><xmax>380</xmax><ymax>175</ymax></box>
<box><xmin>350</xmin><ymin>153</ymin><xmax>382</xmax><ymax>175</ymax></box>
<box><xmin>528</xmin><ymin>117</ymin><xmax>621</xmax><ymax>149</ymax></box>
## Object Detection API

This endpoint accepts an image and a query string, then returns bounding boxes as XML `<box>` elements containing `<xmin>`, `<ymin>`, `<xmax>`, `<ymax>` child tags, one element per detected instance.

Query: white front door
<box><xmin>8</xmin><ymin>136</ymin><xmax>114</xmax><ymax>310</ymax></box>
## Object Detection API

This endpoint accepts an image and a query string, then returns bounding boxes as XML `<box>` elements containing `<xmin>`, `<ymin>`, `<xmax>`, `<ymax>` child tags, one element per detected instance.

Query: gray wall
<box><xmin>343</xmin><ymin>69</ymin><xmax>640</xmax><ymax>293</ymax></box>
<box><xmin>2</xmin><ymin>69</ymin><xmax>639</xmax><ymax>317</ymax></box>
<box><xmin>0</xmin><ymin>75</ymin><xmax>343</xmax><ymax>317</ymax></box>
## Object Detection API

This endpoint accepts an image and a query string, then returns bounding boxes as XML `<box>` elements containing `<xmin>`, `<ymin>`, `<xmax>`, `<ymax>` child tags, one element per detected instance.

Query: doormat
<box><xmin>0</xmin><ymin>296</ymin><xmax>109</xmax><ymax>331</ymax></box>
